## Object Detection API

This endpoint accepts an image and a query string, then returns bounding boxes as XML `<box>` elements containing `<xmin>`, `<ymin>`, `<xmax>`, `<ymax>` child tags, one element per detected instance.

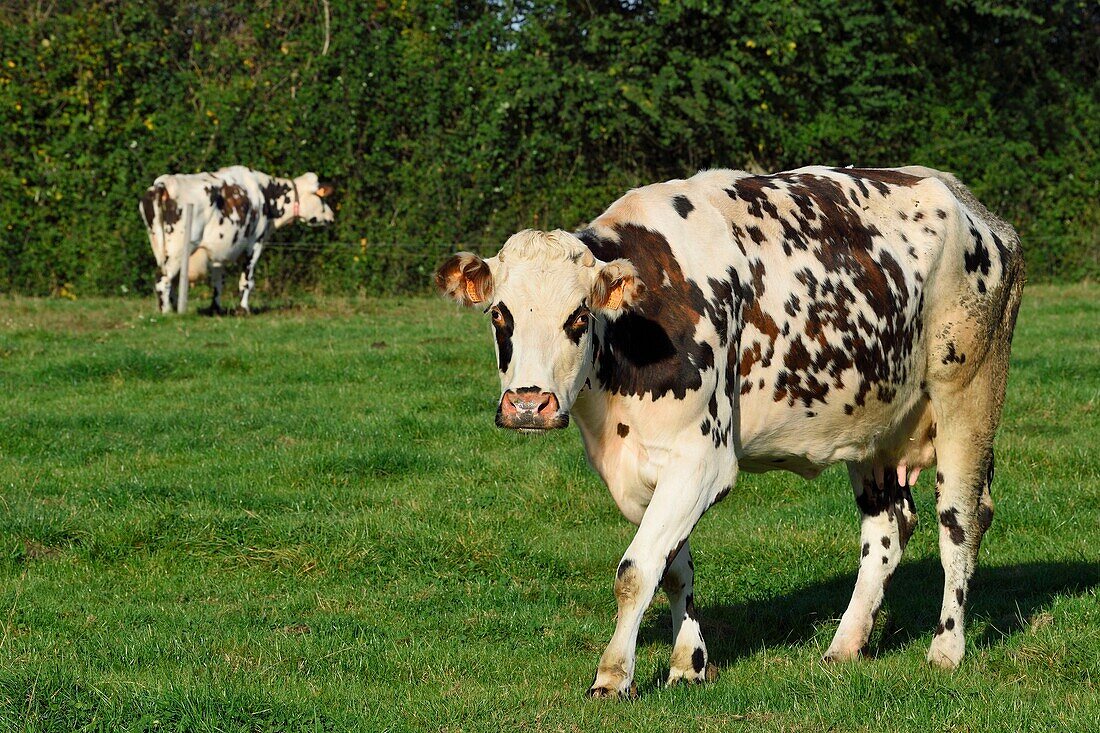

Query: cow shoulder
<box><xmin>577</xmin><ymin>186</ymin><xmax>729</xmax><ymax>403</ymax></box>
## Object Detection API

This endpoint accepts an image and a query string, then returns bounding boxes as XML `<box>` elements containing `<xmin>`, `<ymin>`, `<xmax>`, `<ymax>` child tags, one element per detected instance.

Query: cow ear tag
<box><xmin>465</xmin><ymin>279</ymin><xmax>481</xmax><ymax>303</ymax></box>
<box><xmin>605</xmin><ymin>284</ymin><xmax>624</xmax><ymax>310</ymax></box>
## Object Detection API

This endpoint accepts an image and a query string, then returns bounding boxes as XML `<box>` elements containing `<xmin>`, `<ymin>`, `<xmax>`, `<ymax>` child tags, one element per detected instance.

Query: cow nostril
<box><xmin>538</xmin><ymin>393</ymin><xmax>559</xmax><ymax>415</ymax></box>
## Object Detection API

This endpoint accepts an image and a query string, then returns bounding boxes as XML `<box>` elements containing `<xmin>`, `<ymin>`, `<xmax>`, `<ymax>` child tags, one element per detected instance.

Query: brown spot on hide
<box><xmin>939</xmin><ymin>508</ymin><xmax>966</xmax><ymax>545</ymax></box>
<box><xmin>578</xmin><ymin>225</ymin><xmax>714</xmax><ymax>401</ymax></box>
<box><xmin>220</xmin><ymin>184</ymin><xmax>250</xmax><ymax>221</ymax></box>
<box><xmin>941</xmin><ymin>342</ymin><xmax>966</xmax><ymax>365</ymax></box>
<box><xmin>857</xmin><ymin>472</ymin><xmax>917</xmax><ymax>549</ymax></box>
<box><xmin>724</xmin><ymin>171</ymin><xmax>921</xmax><ymax>411</ymax></box>
<box><xmin>836</xmin><ymin>168</ymin><xmax>922</xmax><ymax>189</ymax></box>
<box><xmin>711</xmin><ymin>486</ymin><xmax>730</xmax><ymax>506</ymax></box>
<box><xmin>261</xmin><ymin>179</ymin><xmax>292</xmax><ymax>219</ymax></box>
<box><xmin>616</xmin><ymin>423</ymin><xmax>630</xmax><ymax>438</ymax></box>
<box><xmin>685</xmin><ymin>592</ymin><xmax>697</xmax><ymax>620</ymax></box>
<box><xmin>977</xmin><ymin>504</ymin><xmax>993</xmax><ymax>535</ymax></box>
<box><xmin>664</xmin><ymin>538</ymin><xmax>689</xmax><ymax>578</ymax></box>
<box><xmin>139</xmin><ymin>188</ymin><xmax>156</xmax><ymax>228</ymax></box>
<box><xmin>615</xmin><ymin>560</ymin><xmax>641</xmax><ymax>605</ymax></box>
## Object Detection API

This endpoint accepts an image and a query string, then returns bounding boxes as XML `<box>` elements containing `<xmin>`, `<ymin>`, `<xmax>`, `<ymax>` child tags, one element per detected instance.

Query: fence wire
<box><xmin>262</xmin><ymin>241</ymin><xmax>500</xmax><ymax>254</ymax></box>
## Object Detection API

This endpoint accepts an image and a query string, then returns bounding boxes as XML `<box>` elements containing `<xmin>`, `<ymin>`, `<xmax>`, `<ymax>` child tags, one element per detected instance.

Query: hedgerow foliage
<box><xmin>0</xmin><ymin>1</ymin><xmax>1096</xmax><ymax>296</ymax></box>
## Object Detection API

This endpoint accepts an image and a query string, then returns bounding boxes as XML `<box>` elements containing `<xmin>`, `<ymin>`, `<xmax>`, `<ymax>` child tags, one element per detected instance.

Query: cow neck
<box><xmin>272</xmin><ymin>177</ymin><xmax>299</xmax><ymax>228</ymax></box>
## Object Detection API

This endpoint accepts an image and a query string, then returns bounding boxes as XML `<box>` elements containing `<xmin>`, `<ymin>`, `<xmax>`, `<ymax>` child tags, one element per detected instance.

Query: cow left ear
<box><xmin>315</xmin><ymin>183</ymin><xmax>335</xmax><ymax>198</ymax></box>
<box><xmin>590</xmin><ymin>258</ymin><xmax>645</xmax><ymax>317</ymax></box>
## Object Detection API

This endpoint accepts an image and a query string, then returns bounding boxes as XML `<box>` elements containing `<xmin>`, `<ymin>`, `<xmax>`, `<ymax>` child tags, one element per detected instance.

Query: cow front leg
<box><xmin>587</xmin><ymin>458</ymin><xmax>725</xmax><ymax>699</ymax></box>
<box><xmin>238</xmin><ymin>245</ymin><xmax>263</xmax><ymax>313</ymax></box>
<box><xmin>662</xmin><ymin>541</ymin><xmax>717</xmax><ymax>686</ymax></box>
<box><xmin>825</xmin><ymin>462</ymin><xmax>917</xmax><ymax>662</ymax></box>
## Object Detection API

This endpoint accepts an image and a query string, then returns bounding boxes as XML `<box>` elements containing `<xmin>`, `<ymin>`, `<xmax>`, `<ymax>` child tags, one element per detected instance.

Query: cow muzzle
<box><xmin>496</xmin><ymin>387</ymin><xmax>568</xmax><ymax>431</ymax></box>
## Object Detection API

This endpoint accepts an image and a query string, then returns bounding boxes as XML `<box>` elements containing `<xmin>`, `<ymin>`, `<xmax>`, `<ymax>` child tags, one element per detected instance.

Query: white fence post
<box><xmin>176</xmin><ymin>203</ymin><xmax>193</xmax><ymax>314</ymax></box>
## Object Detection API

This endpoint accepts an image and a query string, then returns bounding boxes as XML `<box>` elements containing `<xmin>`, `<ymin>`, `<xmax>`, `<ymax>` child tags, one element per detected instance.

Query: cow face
<box><xmin>293</xmin><ymin>173</ymin><xmax>336</xmax><ymax>227</ymax></box>
<box><xmin>437</xmin><ymin>229</ymin><xmax>644</xmax><ymax>431</ymax></box>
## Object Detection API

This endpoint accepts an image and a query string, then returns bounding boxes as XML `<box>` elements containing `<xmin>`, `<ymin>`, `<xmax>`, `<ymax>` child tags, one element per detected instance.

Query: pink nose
<box><xmin>497</xmin><ymin>388</ymin><xmax>564</xmax><ymax>430</ymax></box>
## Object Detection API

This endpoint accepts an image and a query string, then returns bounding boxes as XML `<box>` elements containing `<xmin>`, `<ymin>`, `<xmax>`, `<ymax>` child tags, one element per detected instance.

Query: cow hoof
<box><xmin>666</xmin><ymin>662</ymin><xmax>719</xmax><ymax>687</ymax></box>
<box><xmin>926</xmin><ymin>636</ymin><xmax>964</xmax><ymax>670</ymax></box>
<box><xmin>822</xmin><ymin>646</ymin><xmax>863</xmax><ymax>663</ymax></box>
<box><xmin>586</xmin><ymin>682</ymin><xmax>637</xmax><ymax>700</ymax></box>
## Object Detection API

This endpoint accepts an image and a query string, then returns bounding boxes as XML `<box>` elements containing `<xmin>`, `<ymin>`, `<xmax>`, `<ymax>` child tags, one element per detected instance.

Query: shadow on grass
<box><xmin>639</xmin><ymin>559</ymin><xmax>1098</xmax><ymax>669</ymax></box>
<box><xmin>196</xmin><ymin>301</ymin><xmax>303</xmax><ymax>317</ymax></box>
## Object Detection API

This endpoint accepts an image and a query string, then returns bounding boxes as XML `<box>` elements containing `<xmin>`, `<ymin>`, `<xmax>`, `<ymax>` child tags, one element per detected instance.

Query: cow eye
<box><xmin>571</xmin><ymin>312</ymin><xmax>589</xmax><ymax>331</ymax></box>
<box><xmin>490</xmin><ymin>307</ymin><xmax>504</xmax><ymax>327</ymax></box>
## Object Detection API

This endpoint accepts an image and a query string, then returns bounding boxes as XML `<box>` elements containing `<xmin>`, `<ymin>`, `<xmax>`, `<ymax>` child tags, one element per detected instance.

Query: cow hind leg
<box><xmin>209</xmin><ymin>263</ymin><xmax>226</xmax><ymax>316</ymax></box>
<box><xmin>825</xmin><ymin>462</ymin><xmax>916</xmax><ymax>662</ymax></box>
<box><xmin>925</xmin><ymin>409</ymin><xmax>997</xmax><ymax>670</ymax></box>
<box><xmin>155</xmin><ymin>244</ymin><xmax>196</xmax><ymax>313</ymax></box>
<box><xmin>662</xmin><ymin>541</ymin><xmax>717</xmax><ymax>686</ymax></box>
<box><xmin>925</xmin><ymin>291</ymin><xmax>1019</xmax><ymax>667</ymax></box>
<box><xmin>155</xmin><ymin>263</ymin><xmax>180</xmax><ymax>314</ymax></box>
<box><xmin>154</xmin><ymin>273</ymin><xmax>172</xmax><ymax>313</ymax></box>
<box><xmin>156</xmin><ymin>270</ymin><xmax>179</xmax><ymax>310</ymax></box>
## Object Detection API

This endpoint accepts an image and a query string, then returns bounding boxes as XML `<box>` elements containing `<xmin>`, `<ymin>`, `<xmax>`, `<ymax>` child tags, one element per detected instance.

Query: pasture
<box><xmin>1</xmin><ymin>285</ymin><xmax>1097</xmax><ymax>732</ymax></box>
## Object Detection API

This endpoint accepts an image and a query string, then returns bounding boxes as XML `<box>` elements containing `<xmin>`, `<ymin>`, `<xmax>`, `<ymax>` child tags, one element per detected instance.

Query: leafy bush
<box><xmin>0</xmin><ymin>0</ymin><xmax>1095</xmax><ymax>297</ymax></box>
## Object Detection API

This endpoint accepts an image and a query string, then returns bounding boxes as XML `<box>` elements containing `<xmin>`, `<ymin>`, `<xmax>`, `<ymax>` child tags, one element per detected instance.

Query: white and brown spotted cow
<box><xmin>436</xmin><ymin>166</ymin><xmax>1024</xmax><ymax>696</ymax></box>
<box><xmin>139</xmin><ymin>166</ymin><xmax>334</xmax><ymax>313</ymax></box>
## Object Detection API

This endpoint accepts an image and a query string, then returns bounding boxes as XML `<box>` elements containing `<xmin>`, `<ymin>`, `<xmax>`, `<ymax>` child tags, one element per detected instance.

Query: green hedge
<box><xmin>1</xmin><ymin>1</ymin><xmax>1096</xmax><ymax>297</ymax></box>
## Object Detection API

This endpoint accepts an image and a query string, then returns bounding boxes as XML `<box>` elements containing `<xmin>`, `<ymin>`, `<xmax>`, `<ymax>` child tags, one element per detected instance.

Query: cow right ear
<box><xmin>435</xmin><ymin>252</ymin><xmax>495</xmax><ymax>307</ymax></box>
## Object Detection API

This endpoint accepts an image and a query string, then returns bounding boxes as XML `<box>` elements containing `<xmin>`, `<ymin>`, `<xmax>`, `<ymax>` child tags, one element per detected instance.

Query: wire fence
<box><xmin>262</xmin><ymin>241</ymin><xmax>501</xmax><ymax>254</ymax></box>
<box><xmin>248</xmin><ymin>239</ymin><xmax>499</xmax><ymax>295</ymax></box>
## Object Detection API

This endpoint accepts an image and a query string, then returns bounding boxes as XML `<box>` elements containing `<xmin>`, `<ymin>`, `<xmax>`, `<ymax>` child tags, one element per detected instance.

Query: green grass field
<box><xmin>1</xmin><ymin>286</ymin><xmax>1097</xmax><ymax>732</ymax></box>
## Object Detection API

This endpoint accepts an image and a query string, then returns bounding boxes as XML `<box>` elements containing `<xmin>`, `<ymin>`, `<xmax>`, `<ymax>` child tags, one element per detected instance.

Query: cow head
<box><xmin>437</xmin><ymin>229</ymin><xmax>644</xmax><ymax>431</ymax></box>
<box><xmin>293</xmin><ymin>173</ymin><xmax>336</xmax><ymax>227</ymax></box>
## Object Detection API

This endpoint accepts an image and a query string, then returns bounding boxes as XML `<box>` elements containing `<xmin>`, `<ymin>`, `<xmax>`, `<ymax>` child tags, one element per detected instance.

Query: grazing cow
<box><xmin>436</xmin><ymin>166</ymin><xmax>1024</xmax><ymax>697</ymax></box>
<box><xmin>139</xmin><ymin>166</ymin><xmax>334</xmax><ymax>313</ymax></box>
